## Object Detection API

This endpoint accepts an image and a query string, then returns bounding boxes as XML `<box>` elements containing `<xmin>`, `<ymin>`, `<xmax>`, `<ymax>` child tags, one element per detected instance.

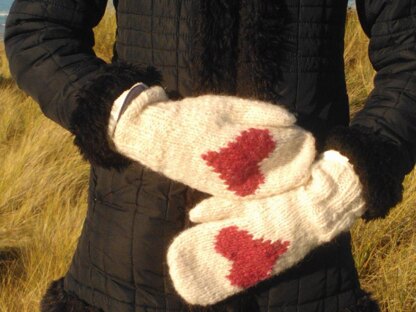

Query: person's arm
<box><xmin>352</xmin><ymin>0</ymin><xmax>416</xmax><ymax>167</ymax></box>
<box><xmin>324</xmin><ymin>1</ymin><xmax>416</xmax><ymax>220</ymax></box>
<box><xmin>5</xmin><ymin>0</ymin><xmax>160</xmax><ymax>169</ymax></box>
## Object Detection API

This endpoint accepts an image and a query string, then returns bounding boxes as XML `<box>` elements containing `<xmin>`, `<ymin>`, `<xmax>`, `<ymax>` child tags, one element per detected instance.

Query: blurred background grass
<box><xmin>0</xmin><ymin>9</ymin><xmax>415</xmax><ymax>312</ymax></box>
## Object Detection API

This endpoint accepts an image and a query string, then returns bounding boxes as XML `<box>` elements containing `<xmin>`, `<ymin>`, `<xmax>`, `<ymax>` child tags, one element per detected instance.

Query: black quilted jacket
<box><xmin>5</xmin><ymin>1</ymin><xmax>416</xmax><ymax>311</ymax></box>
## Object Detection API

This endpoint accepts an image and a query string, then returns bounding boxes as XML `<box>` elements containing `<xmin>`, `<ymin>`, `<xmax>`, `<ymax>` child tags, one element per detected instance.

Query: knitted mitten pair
<box><xmin>108</xmin><ymin>84</ymin><xmax>367</xmax><ymax>306</ymax></box>
<box><xmin>109</xmin><ymin>85</ymin><xmax>316</xmax><ymax>199</ymax></box>
<box><xmin>167</xmin><ymin>150</ymin><xmax>365</xmax><ymax>305</ymax></box>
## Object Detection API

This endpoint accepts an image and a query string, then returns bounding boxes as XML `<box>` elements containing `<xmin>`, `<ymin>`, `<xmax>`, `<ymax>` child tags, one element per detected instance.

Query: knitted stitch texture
<box><xmin>110</xmin><ymin>85</ymin><xmax>316</xmax><ymax>199</ymax></box>
<box><xmin>167</xmin><ymin>151</ymin><xmax>365</xmax><ymax>305</ymax></box>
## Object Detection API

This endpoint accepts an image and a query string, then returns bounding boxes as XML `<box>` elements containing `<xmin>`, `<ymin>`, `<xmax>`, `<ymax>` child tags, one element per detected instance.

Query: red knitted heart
<box><xmin>201</xmin><ymin>128</ymin><xmax>276</xmax><ymax>196</ymax></box>
<box><xmin>215</xmin><ymin>226</ymin><xmax>290</xmax><ymax>288</ymax></box>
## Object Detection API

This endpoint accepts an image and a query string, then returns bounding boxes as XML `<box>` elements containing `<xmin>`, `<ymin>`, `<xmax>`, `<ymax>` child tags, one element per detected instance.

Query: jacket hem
<box><xmin>343</xmin><ymin>290</ymin><xmax>380</xmax><ymax>312</ymax></box>
<box><xmin>40</xmin><ymin>278</ymin><xmax>102</xmax><ymax>312</ymax></box>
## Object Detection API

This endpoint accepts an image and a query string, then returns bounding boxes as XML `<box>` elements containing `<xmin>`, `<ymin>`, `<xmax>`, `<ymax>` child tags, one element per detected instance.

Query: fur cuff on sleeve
<box><xmin>69</xmin><ymin>62</ymin><xmax>162</xmax><ymax>170</ymax></box>
<box><xmin>324</xmin><ymin>126</ymin><xmax>407</xmax><ymax>220</ymax></box>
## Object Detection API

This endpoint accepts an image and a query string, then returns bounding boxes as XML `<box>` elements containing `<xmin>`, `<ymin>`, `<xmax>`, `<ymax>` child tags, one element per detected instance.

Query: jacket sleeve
<box><xmin>5</xmin><ymin>0</ymin><xmax>161</xmax><ymax>169</ymax></box>
<box><xmin>352</xmin><ymin>0</ymin><xmax>416</xmax><ymax>172</ymax></box>
<box><xmin>325</xmin><ymin>1</ymin><xmax>416</xmax><ymax>220</ymax></box>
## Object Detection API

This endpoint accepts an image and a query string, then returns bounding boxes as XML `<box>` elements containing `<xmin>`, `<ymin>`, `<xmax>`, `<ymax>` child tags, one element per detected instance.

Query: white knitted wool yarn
<box><xmin>110</xmin><ymin>85</ymin><xmax>316</xmax><ymax>199</ymax></box>
<box><xmin>167</xmin><ymin>151</ymin><xmax>365</xmax><ymax>306</ymax></box>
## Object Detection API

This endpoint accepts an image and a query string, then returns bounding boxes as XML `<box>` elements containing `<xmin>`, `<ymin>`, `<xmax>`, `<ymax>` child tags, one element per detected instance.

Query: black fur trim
<box><xmin>40</xmin><ymin>278</ymin><xmax>102</xmax><ymax>312</ymax></box>
<box><xmin>189</xmin><ymin>0</ymin><xmax>287</xmax><ymax>101</ymax></box>
<box><xmin>344</xmin><ymin>291</ymin><xmax>380</xmax><ymax>312</ymax></box>
<box><xmin>190</xmin><ymin>0</ymin><xmax>240</xmax><ymax>94</ymax></box>
<box><xmin>325</xmin><ymin>126</ymin><xmax>407</xmax><ymax>220</ymax></box>
<box><xmin>69</xmin><ymin>62</ymin><xmax>162</xmax><ymax>170</ymax></box>
<box><xmin>237</xmin><ymin>0</ymin><xmax>286</xmax><ymax>103</ymax></box>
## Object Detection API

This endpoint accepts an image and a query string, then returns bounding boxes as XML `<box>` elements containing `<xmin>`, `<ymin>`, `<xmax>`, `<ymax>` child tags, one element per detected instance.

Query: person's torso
<box><xmin>64</xmin><ymin>1</ymin><xmax>366</xmax><ymax>311</ymax></box>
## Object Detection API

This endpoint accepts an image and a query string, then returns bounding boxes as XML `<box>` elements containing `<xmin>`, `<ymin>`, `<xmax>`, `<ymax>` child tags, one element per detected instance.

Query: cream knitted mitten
<box><xmin>110</xmin><ymin>85</ymin><xmax>316</xmax><ymax>199</ymax></box>
<box><xmin>167</xmin><ymin>151</ymin><xmax>365</xmax><ymax>306</ymax></box>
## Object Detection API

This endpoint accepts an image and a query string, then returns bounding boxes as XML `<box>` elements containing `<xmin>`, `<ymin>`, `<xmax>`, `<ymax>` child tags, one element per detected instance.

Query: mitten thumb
<box><xmin>189</xmin><ymin>197</ymin><xmax>245</xmax><ymax>223</ymax></box>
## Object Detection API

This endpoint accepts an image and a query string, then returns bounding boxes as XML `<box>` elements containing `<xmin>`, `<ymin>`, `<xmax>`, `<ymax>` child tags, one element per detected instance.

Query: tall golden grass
<box><xmin>0</xmin><ymin>9</ymin><xmax>415</xmax><ymax>312</ymax></box>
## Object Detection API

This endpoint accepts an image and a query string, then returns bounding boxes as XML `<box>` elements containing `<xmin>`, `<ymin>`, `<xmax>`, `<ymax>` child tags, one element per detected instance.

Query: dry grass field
<box><xmin>0</xmin><ymin>9</ymin><xmax>415</xmax><ymax>312</ymax></box>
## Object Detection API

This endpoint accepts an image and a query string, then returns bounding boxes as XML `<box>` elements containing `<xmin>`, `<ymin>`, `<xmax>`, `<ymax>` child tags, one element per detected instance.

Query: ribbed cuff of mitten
<box><xmin>69</xmin><ymin>62</ymin><xmax>162</xmax><ymax>170</ymax></box>
<box><xmin>324</xmin><ymin>126</ymin><xmax>407</xmax><ymax>220</ymax></box>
